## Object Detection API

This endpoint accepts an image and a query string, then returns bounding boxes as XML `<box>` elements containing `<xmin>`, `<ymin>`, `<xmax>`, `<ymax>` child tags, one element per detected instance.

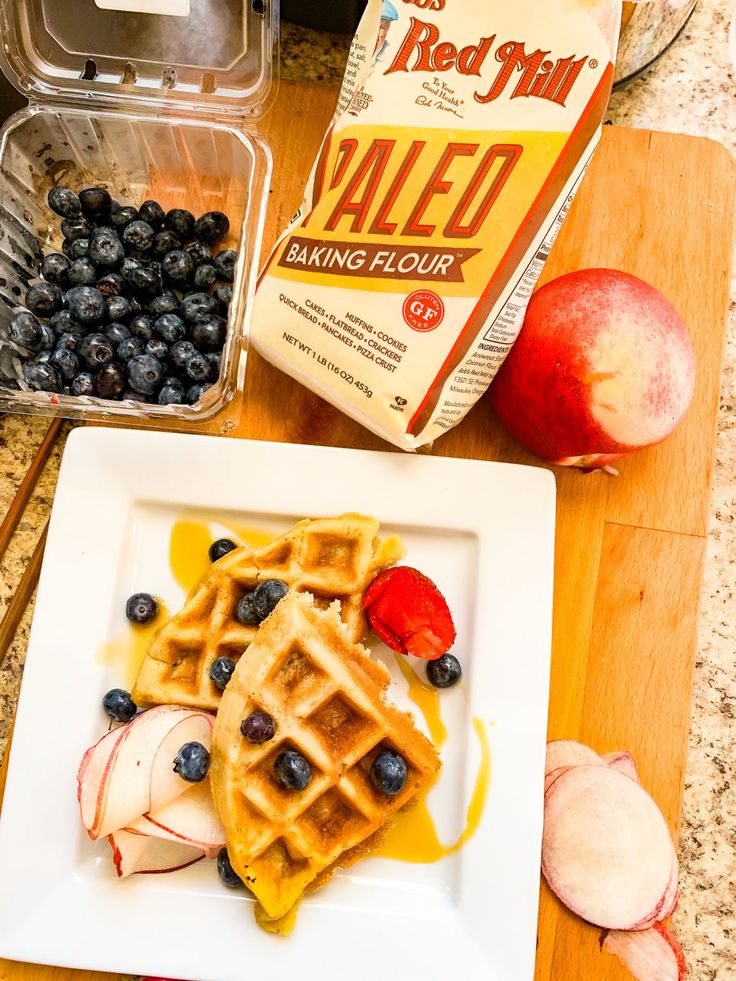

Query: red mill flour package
<box><xmin>252</xmin><ymin>0</ymin><xmax>622</xmax><ymax>449</ymax></box>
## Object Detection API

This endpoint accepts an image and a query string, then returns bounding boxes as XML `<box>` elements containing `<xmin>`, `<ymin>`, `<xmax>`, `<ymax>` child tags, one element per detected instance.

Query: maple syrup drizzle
<box><xmin>375</xmin><ymin>717</ymin><xmax>491</xmax><ymax>863</ymax></box>
<box><xmin>169</xmin><ymin>513</ymin><xmax>277</xmax><ymax>594</ymax></box>
<box><xmin>96</xmin><ymin>601</ymin><xmax>170</xmax><ymax>689</ymax></box>
<box><xmin>393</xmin><ymin>652</ymin><xmax>447</xmax><ymax>750</ymax></box>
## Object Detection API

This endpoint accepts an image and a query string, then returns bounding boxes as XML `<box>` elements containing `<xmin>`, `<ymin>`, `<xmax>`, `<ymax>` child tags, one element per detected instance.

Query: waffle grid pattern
<box><xmin>133</xmin><ymin>514</ymin><xmax>403</xmax><ymax>710</ymax></box>
<box><xmin>211</xmin><ymin>591</ymin><xmax>440</xmax><ymax>921</ymax></box>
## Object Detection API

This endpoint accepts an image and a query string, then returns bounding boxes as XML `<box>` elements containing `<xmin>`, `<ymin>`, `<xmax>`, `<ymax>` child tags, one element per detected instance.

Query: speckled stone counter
<box><xmin>1</xmin><ymin>5</ymin><xmax>735</xmax><ymax>979</ymax></box>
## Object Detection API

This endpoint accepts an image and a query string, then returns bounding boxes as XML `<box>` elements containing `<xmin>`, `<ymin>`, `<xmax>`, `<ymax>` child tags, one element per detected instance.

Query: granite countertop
<box><xmin>1</xmin><ymin>4</ymin><xmax>735</xmax><ymax>979</ymax></box>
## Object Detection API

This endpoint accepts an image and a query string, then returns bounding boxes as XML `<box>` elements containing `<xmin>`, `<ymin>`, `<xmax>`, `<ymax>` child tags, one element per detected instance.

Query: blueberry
<box><xmin>107</xmin><ymin>295</ymin><xmax>132</xmax><ymax>322</ymax></box>
<box><xmin>61</xmin><ymin>238</ymin><xmax>73</xmax><ymax>257</ymax></box>
<box><xmin>147</xmin><ymin>291</ymin><xmax>180</xmax><ymax>317</ymax></box>
<box><xmin>65</xmin><ymin>286</ymin><xmax>107</xmax><ymax>327</ymax></box>
<box><xmin>96</xmin><ymin>272</ymin><xmax>125</xmax><ymax>298</ymax></box>
<box><xmin>138</xmin><ymin>199</ymin><xmax>165</xmax><ymax>229</ymax></box>
<box><xmin>151</xmin><ymin>230</ymin><xmax>182</xmax><ymax>259</ymax></box>
<box><xmin>185</xmin><ymin>240</ymin><xmax>212</xmax><ymax>265</ymax></box>
<box><xmin>88</xmin><ymin>227</ymin><xmax>125</xmax><ymax>268</ymax></box>
<box><xmin>254</xmin><ymin>579</ymin><xmax>289</xmax><ymax>619</ymax></box>
<box><xmin>185</xmin><ymin>352</ymin><xmax>210</xmax><ymax>382</ymax></box>
<box><xmin>241</xmin><ymin>711</ymin><xmax>275</xmax><ymax>744</ymax></box>
<box><xmin>181</xmin><ymin>292</ymin><xmax>217</xmax><ymax>323</ymax></box>
<box><xmin>124</xmin><ymin>264</ymin><xmax>160</xmax><ymax>294</ymax></box>
<box><xmin>145</xmin><ymin>338</ymin><xmax>168</xmax><ymax>362</ymax></box>
<box><xmin>69</xmin><ymin>237</ymin><xmax>90</xmax><ymax>260</ymax></box>
<box><xmin>24</xmin><ymin>361</ymin><xmax>62</xmax><ymax>393</ymax></box>
<box><xmin>102</xmin><ymin>688</ymin><xmax>137</xmax><ymax>723</ymax></box>
<box><xmin>158</xmin><ymin>383</ymin><xmax>185</xmax><ymax>405</ymax></box>
<box><xmin>105</xmin><ymin>322</ymin><xmax>130</xmax><ymax>346</ymax></box>
<box><xmin>95</xmin><ymin>362</ymin><xmax>126</xmax><ymax>399</ymax></box>
<box><xmin>117</xmin><ymin>336</ymin><xmax>144</xmax><ymax>361</ymax></box>
<box><xmin>39</xmin><ymin>324</ymin><xmax>56</xmax><ymax>350</ymax></box>
<box><xmin>125</xmin><ymin>591</ymin><xmax>158</xmax><ymax>624</ymax></box>
<box><xmin>49</xmin><ymin>347</ymin><xmax>79</xmax><ymax>381</ymax></box>
<box><xmin>57</xmin><ymin>330</ymin><xmax>83</xmax><ymax>352</ymax></box>
<box><xmin>173</xmin><ymin>741</ymin><xmax>210</xmax><ymax>783</ymax></box>
<box><xmin>79</xmin><ymin>332</ymin><xmax>115</xmax><ymax>369</ymax></box>
<box><xmin>213</xmin><ymin>285</ymin><xmax>233</xmax><ymax>314</ymax></box>
<box><xmin>425</xmin><ymin>653</ymin><xmax>462</xmax><ymax>688</ymax></box>
<box><xmin>164</xmin><ymin>208</ymin><xmax>195</xmax><ymax>241</ymax></box>
<box><xmin>193</xmin><ymin>264</ymin><xmax>217</xmax><ymax>290</ymax></box>
<box><xmin>127</xmin><ymin>353</ymin><xmax>164</xmax><ymax>394</ymax></box>
<box><xmin>41</xmin><ymin>253</ymin><xmax>71</xmax><ymax>288</ymax></box>
<box><xmin>61</xmin><ymin>216</ymin><xmax>94</xmax><ymax>241</ymax></box>
<box><xmin>129</xmin><ymin>314</ymin><xmax>154</xmax><ymax>341</ymax></box>
<box><xmin>209</xmin><ymin>656</ymin><xmax>236</xmax><ymax>690</ymax></box>
<box><xmin>50</xmin><ymin>310</ymin><xmax>76</xmax><ymax>336</ymax></box>
<box><xmin>162</xmin><ymin>375</ymin><xmax>186</xmax><ymax>392</ymax></box>
<box><xmin>206</xmin><ymin>351</ymin><xmax>222</xmax><ymax>379</ymax></box>
<box><xmin>122</xmin><ymin>388</ymin><xmax>152</xmax><ymax>402</ymax></box>
<box><xmin>10</xmin><ymin>311</ymin><xmax>42</xmax><ymax>350</ymax></box>
<box><xmin>186</xmin><ymin>382</ymin><xmax>210</xmax><ymax>404</ymax></box>
<box><xmin>169</xmin><ymin>339</ymin><xmax>197</xmax><ymax>370</ymax></box>
<box><xmin>209</xmin><ymin>538</ymin><xmax>236</xmax><ymax>562</ymax></box>
<box><xmin>68</xmin><ymin>258</ymin><xmax>97</xmax><ymax>286</ymax></box>
<box><xmin>370</xmin><ymin>750</ymin><xmax>407</xmax><ymax>796</ymax></box>
<box><xmin>274</xmin><ymin>750</ymin><xmax>311</xmax><ymax>791</ymax></box>
<box><xmin>119</xmin><ymin>256</ymin><xmax>142</xmax><ymax>278</ymax></box>
<box><xmin>235</xmin><ymin>592</ymin><xmax>260</xmax><ymax>625</ymax></box>
<box><xmin>79</xmin><ymin>186</ymin><xmax>112</xmax><ymax>219</ymax></box>
<box><xmin>122</xmin><ymin>220</ymin><xmax>155</xmax><ymax>253</ymax></box>
<box><xmin>48</xmin><ymin>187</ymin><xmax>81</xmax><ymax>219</ymax></box>
<box><xmin>162</xmin><ymin>249</ymin><xmax>194</xmax><ymax>286</ymax></box>
<box><xmin>214</xmin><ymin>249</ymin><xmax>237</xmax><ymax>282</ymax></box>
<box><xmin>195</xmin><ymin>211</ymin><xmax>229</xmax><ymax>244</ymax></box>
<box><xmin>191</xmin><ymin>314</ymin><xmax>227</xmax><ymax>351</ymax></box>
<box><xmin>110</xmin><ymin>205</ymin><xmax>138</xmax><ymax>231</ymax></box>
<box><xmin>154</xmin><ymin>313</ymin><xmax>185</xmax><ymax>344</ymax></box>
<box><xmin>71</xmin><ymin>371</ymin><xmax>95</xmax><ymax>396</ymax></box>
<box><xmin>217</xmin><ymin>848</ymin><xmax>244</xmax><ymax>889</ymax></box>
<box><xmin>26</xmin><ymin>282</ymin><xmax>63</xmax><ymax>316</ymax></box>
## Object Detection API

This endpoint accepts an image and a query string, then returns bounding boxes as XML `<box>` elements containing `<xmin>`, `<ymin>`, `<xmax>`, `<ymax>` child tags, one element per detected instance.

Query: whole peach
<box><xmin>489</xmin><ymin>269</ymin><xmax>696</xmax><ymax>472</ymax></box>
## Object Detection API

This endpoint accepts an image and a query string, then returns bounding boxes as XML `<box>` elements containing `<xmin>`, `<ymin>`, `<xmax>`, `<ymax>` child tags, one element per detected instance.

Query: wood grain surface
<box><xmin>1</xmin><ymin>80</ymin><xmax>734</xmax><ymax>981</ymax></box>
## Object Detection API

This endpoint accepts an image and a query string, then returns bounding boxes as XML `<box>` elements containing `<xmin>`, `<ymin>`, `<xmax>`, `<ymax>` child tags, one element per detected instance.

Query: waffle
<box><xmin>133</xmin><ymin>514</ymin><xmax>403</xmax><ymax>711</ymax></box>
<box><xmin>210</xmin><ymin>590</ymin><xmax>440</xmax><ymax>923</ymax></box>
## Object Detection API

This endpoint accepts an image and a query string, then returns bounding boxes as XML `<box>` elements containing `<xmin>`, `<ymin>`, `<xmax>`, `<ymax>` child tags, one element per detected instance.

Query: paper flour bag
<box><xmin>252</xmin><ymin>0</ymin><xmax>622</xmax><ymax>449</ymax></box>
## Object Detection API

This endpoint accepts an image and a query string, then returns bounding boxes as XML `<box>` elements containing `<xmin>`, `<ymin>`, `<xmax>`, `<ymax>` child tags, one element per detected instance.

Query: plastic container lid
<box><xmin>0</xmin><ymin>0</ymin><xmax>276</xmax><ymax>120</ymax></box>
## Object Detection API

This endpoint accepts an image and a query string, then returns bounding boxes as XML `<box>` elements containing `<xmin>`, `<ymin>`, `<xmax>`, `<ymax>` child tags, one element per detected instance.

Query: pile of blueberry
<box><xmin>4</xmin><ymin>185</ymin><xmax>236</xmax><ymax>406</ymax></box>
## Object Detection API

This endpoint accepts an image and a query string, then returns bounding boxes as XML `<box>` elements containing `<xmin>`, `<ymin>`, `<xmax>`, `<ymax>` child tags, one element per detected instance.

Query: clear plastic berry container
<box><xmin>0</xmin><ymin>0</ymin><xmax>276</xmax><ymax>425</ymax></box>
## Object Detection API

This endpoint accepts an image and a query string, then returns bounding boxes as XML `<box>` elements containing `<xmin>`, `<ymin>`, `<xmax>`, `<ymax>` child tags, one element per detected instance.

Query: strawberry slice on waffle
<box><xmin>362</xmin><ymin>566</ymin><xmax>456</xmax><ymax>660</ymax></box>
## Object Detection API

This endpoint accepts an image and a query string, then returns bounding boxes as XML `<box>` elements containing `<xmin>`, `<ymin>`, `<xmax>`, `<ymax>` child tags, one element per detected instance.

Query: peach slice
<box><xmin>602</xmin><ymin>751</ymin><xmax>639</xmax><ymax>783</ymax></box>
<box><xmin>109</xmin><ymin>829</ymin><xmax>204</xmax><ymax>877</ymax></box>
<box><xmin>149</xmin><ymin>712</ymin><xmax>214</xmax><ymax>814</ymax></box>
<box><xmin>77</xmin><ymin>706</ymin><xmax>214</xmax><ymax>840</ymax></box>
<box><xmin>542</xmin><ymin>765</ymin><xmax>674</xmax><ymax>930</ymax></box>
<box><xmin>127</xmin><ymin>778</ymin><xmax>225</xmax><ymax>859</ymax></box>
<box><xmin>602</xmin><ymin>922</ymin><xmax>687</xmax><ymax>980</ymax></box>
<box><xmin>545</xmin><ymin>739</ymin><xmax>603</xmax><ymax>775</ymax></box>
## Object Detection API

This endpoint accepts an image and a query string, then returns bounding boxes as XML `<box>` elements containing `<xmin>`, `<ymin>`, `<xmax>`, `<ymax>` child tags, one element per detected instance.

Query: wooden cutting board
<box><xmin>1</xmin><ymin>81</ymin><xmax>734</xmax><ymax>981</ymax></box>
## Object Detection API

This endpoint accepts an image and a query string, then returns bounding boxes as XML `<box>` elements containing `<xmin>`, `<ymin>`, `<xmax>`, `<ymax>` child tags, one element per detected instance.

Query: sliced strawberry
<box><xmin>362</xmin><ymin>566</ymin><xmax>456</xmax><ymax>660</ymax></box>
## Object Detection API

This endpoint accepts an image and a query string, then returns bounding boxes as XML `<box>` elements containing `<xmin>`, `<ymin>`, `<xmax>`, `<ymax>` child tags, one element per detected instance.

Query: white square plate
<box><xmin>0</xmin><ymin>428</ymin><xmax>555</xmax><ymax>981</ymax></box>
